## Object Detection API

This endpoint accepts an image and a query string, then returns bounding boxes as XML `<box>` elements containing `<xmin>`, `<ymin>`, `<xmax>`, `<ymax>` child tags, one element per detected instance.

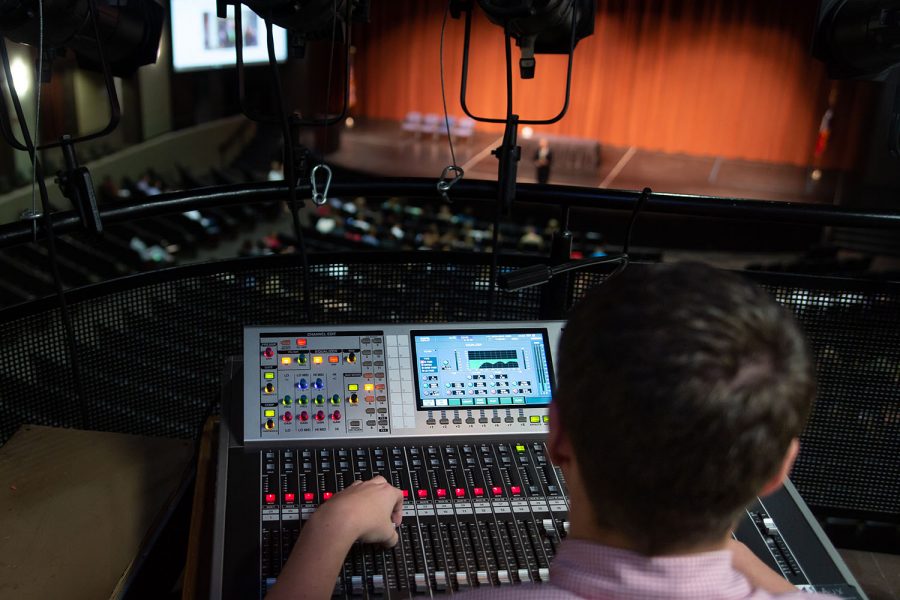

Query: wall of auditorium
<box><xmin>354</xmin><ymin>0</ymin><xmax>877</xmax><ymax>169</ymax></box>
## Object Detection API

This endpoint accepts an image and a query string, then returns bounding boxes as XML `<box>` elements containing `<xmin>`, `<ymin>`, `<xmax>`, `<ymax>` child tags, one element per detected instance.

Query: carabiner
<box><xmin>436</xmin><ymin>165</ymin><xmax>464</xmax><ymax>202</ymax></box>
<box><xmin>311</xmin><ymin>163</ymin><xmax>333</xmax><ymax>206</ymax></box>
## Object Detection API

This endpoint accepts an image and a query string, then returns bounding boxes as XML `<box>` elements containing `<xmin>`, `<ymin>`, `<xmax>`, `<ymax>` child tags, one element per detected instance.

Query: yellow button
<box><xmin>515</xmin><ymin>444</ymin><xmax>526</xmax><ymax>453</ymax></box>
<box><xmin>313</xmin><ymin>355</ymin><xmax>324</xmax><ymax>364</ymax></box>
<box><xmin>364</xmin><ymin>383</ymin><xmax>375</xmax><ymax>392</ymax></box>
<box><xmin>543</xmin><ymin>415</ymin><xmax>550</xmax><ymax>423</ymax></box>
<box><xmin>264</xmin><ymin>409</ymin><xmax>276</xmax><ymax>418</ymax></box>
<box><xmin>281</xmin><ymin>357</ymin><xmax>291</xmax><ymax>365</ymax></box>
<box><xmin>264</xmin><ymin>372</ymin><xmax>275</xmax><ymax>380</ymax></box>
<box><xmin>529</xmin><ymin>416</ymin><xmax>540</xmax><ymax>423</ymax></box>
<box><xmin>348</xmin><ymin>384</ymin><xmax>359</xmax><ymax>391</ymax></box>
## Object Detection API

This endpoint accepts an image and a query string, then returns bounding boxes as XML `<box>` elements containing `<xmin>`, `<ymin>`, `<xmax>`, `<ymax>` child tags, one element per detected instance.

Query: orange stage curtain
<box><xmin>354</xmin><ymin>0</ymin><xmax>876</xmax><ymax>169</ymax></box>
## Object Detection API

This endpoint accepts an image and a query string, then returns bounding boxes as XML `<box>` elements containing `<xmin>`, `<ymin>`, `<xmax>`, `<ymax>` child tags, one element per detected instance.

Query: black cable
<box><xmin>1</xmin><ymin>40</ymin><xmax>89</xmax><ymax>429</ymax></box>
<box><xmin>622</xmin><ymin>186</ymin><xmax>651</xmax><ymax>256</ymax></box>
<box><xmin>265</xmin><ymin>17</ymin><xmax>312</xmax><ymax>321</ymax></box>
<box><xmin>487</xmin><ymin>28</ymin><xmax>515</xmax><ymax>320</ymax></box>
<box><xmin>322</xmin><ymin>0</ymin><xmax>338</xmax><ymax>128</ymax></box>
<box><xmin>440</xmin><ymin>1</ymin><xmax>458</xmax><ymax>168</ymax></box>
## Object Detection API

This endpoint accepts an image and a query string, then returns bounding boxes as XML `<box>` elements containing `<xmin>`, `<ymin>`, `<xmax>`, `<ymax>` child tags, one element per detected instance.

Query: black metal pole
<box><xmin>539</xmin><ymin>205</ymin><xmax>573</xmax><ymax>319</ymax></box>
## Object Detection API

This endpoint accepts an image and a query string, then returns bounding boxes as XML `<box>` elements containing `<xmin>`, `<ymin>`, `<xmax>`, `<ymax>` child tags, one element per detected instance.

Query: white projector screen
<box><xmin>170</xmin><ymin>0</ymin><xmax>288</xmax><ymax>72</ymax></box>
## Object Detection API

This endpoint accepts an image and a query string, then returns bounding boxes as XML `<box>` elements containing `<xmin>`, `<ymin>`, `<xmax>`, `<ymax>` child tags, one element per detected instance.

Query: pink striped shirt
<box><xmin>458</xmin><ymin>540</ymin><xmax>838</xmax><ymax>599</ymax></box>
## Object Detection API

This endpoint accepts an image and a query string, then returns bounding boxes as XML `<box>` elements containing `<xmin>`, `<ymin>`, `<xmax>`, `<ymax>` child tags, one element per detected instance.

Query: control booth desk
<box><xmin>209</xmin><ymin>322</ymin><xmax>867</xmax><ymax>599</ymax></box>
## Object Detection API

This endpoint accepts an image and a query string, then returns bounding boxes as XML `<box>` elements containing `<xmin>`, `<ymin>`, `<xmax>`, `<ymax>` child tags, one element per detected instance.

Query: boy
<box><xmin>268</xmin><ymin>262</ymin><xmax>834</xmax><ymax>599</ymax></box>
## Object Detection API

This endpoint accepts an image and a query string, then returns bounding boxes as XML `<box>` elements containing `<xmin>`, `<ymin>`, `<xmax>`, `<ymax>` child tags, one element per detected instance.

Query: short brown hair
<box><xmin>555</xmin><ymin>262</ymin><xmax>815</xmax><ymax>554</ymax></box>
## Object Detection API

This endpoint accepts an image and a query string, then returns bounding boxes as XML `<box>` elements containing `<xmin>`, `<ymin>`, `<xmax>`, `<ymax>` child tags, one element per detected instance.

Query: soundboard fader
<box><xmin>213</xmin><ymin>322</ymin><xmax>867</xmax><ymax>599</ymax></box>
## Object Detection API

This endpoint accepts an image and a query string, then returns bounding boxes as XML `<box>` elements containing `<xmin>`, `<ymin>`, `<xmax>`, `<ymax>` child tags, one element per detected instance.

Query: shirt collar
<box><xmin>550</xmin><ymin>539</ymin><xmax>754</xmax><ymax>599</ymax></box>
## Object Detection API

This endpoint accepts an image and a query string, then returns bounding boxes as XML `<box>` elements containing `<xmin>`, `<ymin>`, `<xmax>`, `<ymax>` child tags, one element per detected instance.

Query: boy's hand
<box><xmin>312</xmin><ymin>475</ymin><xmax>404</xmax><ymax>547</ymax></box>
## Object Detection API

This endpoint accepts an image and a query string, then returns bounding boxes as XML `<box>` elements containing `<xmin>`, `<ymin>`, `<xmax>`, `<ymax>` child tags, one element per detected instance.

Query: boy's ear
<box><xmin>759</xmin><ymin>438</ymin><xmax>800</xmax><ymax>498</ymax></box>
<box><xmin>547</xmin><ymin>402</ymin><xmax>573</xmax><ymax>467</ymax></box>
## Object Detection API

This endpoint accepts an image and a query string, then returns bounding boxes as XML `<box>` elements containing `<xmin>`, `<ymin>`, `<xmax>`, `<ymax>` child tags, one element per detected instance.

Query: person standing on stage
<box><xmin>534</xmin><ymin>137</ymin><xmax>553</xmax><ymax>184</ymax></box>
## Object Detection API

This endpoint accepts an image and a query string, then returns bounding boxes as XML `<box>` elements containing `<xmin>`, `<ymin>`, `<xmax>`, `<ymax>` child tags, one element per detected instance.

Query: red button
<box><xmin>323</xmin><ymin>491</ymin><xmax>333</xmax><ymax>500</ymax></box>
<box><xmin>455</xmin><ymin>488</ymin><xmax>466</xmax><ymax>498</ymax></box>
<box><xmin>436</xmin><ymin>488</ymin><xmax>447</xmax><ymax>498</ymax></box>
<box><xmin>331</xmin><ymin>410</ymin><xmax>341</xmax><ymax>421</ymax></box>
<box><xmin>284</xmin><ymin>492</ymin><xmax>296</xmax><ymax>503</ymax></box>
<box><xmin>263</xmin><ymin>348</ymin><xmax>274</xmax><ymax>358</ymax></box>
<box><xmin>265</xmin><ymin>493</ymin><xmax>276</xmax><ymax>504</ymax></box>
<box><xmin>473</xmin><ymin>487</ymin><xmax>484</xmax><ymax>497</ymax></box>
<box><xmin>491</xmin><ymin>486</ymin><xmax>503</xmax><ymax>496</ymax></box>
<box><xmin>417</xmin><ymin>489</ymin><xmax>428</xmax><ymax>499</ymax></box>
<box><xmin>296</xmin><ymin>338</ymin><xmax>307</xmax><ymax>347</ymax></box>
<box><xmin>299</xmin><ymin>411</ymin><xmax>309</xmax><ymax>422</ymax></box>
<box><xmin>328</xmin><ymin>355</ymin><xmax>340</xmax><ymax>363</ymax></box>
<box><xmin>510</xmin><ymin>486</ymin><xmax>521</xmax><ymax>495</ymax></box>
<box><xmin>303</xmin><ymin>492</ymin><xmax>315</xmax><ymax>502</ymax></box>
<box><xmin>375</xmin><ymin>383</ymin><xmax>386</xmax><ymax>390</ymax></box>
<box><xmin>315</xmin><ymin>410</ymin><xmax>325</xmax><ymax>421</ymax></box>
<box><xmin>402</xmin><ymin>490</ymin><xmax>409</xmax><ymax>499</ymax></box>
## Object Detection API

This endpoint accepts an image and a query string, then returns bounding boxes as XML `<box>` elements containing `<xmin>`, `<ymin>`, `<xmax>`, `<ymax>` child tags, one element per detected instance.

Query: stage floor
<box><xmin>327</xmin><ymin>119</ymin><xmax>843</xmax><ymax>204</ymax></box>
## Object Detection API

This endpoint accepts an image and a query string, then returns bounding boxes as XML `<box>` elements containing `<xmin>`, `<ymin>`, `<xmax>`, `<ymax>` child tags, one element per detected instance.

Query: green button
<box><xmin>474</xmin><ymin>398</ymin><xmax>487</xmax><ymax>405</ymax></box>
<box><xmin>264</xmin><ymin>409</ymin><xmax>276</xmax><ymax>418</ymax></box>
<box><xmin>461</xmin><ymin>398</ymin><xmax>474</xmax><ymax>406</ymax></box>
<box><xmin>543</xmin><ymin>415</ymin><xmax>550</xmax><ymax>423</ymax></box>
<box><xmin>499</xmin><ymin>398</ymin><xmax>513</xmax><ymax>405</ymax></box>
<box><xmin>487</xmin><ymin>397</ymin><xmax>499</xmax><ymax>405</ymax></box>
<box><xmin>449</xmin><ymin>398</ymin><xmax>461</xmax><ymax>407</ymax></box>
<box><xmin>348</xmin><ymin>384</ymin><xmax>359</xmax><ymax>391</ymax></box>
<box><xmin>513</xmin><ymin>397</ymin><xmax>525</xmax><ymax>404</ymax></box>
<box><xmin>530</xmin><ymin>416</ymin><xmax>540</xmax><ymax>423</ymax></box>
<box><xmin>515</xmin><ymin>444</ymin><xmax>526</xmax><ymax>453</ymax></box>
<box><xmin>264</xmin><ymin>372</ymin><xmax>275</xmax><ymax>380</ymax></box>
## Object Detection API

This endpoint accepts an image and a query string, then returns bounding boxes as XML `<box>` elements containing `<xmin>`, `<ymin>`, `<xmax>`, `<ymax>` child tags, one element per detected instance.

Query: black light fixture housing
<box><xmin>0</xmin><ymin>0</ymin><xmax>164</xmax><ymax>78</ymax></box>
<box><xmin>477</xmin><ymin>0</ymin><xmax>594</xmax><ymax>78</ymax></box>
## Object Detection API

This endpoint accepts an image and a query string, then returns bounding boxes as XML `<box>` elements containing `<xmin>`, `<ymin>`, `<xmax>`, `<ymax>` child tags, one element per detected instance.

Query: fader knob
<box><xmin>263</xmin><ymin>348</ymin><xmax>274</xmax><ymax>358</ymax></box>
<box><xmin>297</xmin><ymin>355</ymin><xmax>307</xmax><ymax>365</ymax></box>
<box><xmin>298</xmin><ymin>394</ymin><xmax>308</xmax><ymax>405</ymax></box>
<box><xmin>315</xmin><ymin>410</ymin><xmax>325</xmax><ymax>421</ymax></box>
<box><xmin>330</xmin><ymin>394</ymin><xmax>341</xmax><ymax>405</ymax></box>
<box><xmin>435</xmin><ymin>571</ymin><xmax>447</xmax><ymax>590</ymax></box>
<box><xmin>282</xmin><ymin>395</ymin><xmax>292</xmax><ymax>406</ymax></box>
<box><xmin>331</xmin><ymin>410</ymin><xmax>342</xmax><ymax>421</ymax></box>
<box><xmin>314</xmin><ymin>394</ymin><xmax>325</xmax><ymax>405</ymax></box>
<box><xmin>346</xmin><ymin>352</ymin><xmax>356</xmax><ymax>364</ymax></box>
<box><xmin>314</xmin><ymin>378</ymin><xmax>324</xmax><ymax>389</ymax></box>
<box><xmin>349</xmin><ymin>393</ymin><xmax>358</xmax><ymax>404</ymax></box>
<box><xmin>264</xmin><ymin>419</ymin><xmax>275</xmax><ymax>430</ymax></box>
<box><xmin>264</xmin><ymin>383</ymin><xmax>275</xmax><ymax>394</ymax></box>
<box><xmin>296</xmin><ymin>379</ymin><xmax>309</xmax><ymax>390</ymax></box>
<box><xmin>299</xmin><ymin>411</ymin><xmax>309</xmax><ymax>422</ymax></box>
<box><xmin>282</xmin><ymin>411</ymin><xmax>293</xmax><ymax>423</ymax></box>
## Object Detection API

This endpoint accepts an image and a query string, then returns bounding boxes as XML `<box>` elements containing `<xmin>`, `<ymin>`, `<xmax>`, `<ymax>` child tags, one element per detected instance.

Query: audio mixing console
<box><xmin>211</xmin><ymin>322</ymin><xmax>866</xmax><ymax>599</ymax></box>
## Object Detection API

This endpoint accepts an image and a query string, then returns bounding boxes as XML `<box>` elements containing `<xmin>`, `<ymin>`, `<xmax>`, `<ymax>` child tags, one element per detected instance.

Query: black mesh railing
<box><xmin>1</xmin><ymin>252</ymin><xmax>898</xmax><ymax>524</ymax></box>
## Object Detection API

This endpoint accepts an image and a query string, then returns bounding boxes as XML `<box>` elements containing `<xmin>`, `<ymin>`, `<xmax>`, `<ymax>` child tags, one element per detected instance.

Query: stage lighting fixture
<box><xmin>225</xmin><ymin>0</ymin><xmax>369</xmax><ymax>49</ymax></box>
<box><xmin>0</xmin><ymin>0</ymin><xmax>164</xmax><ymax>78</ymax></box>
<box><xmin>475</xmin><ymin>0</ymin><xmax>594</xmax><ymax>78</ymax></box>
<box><xmin>813</xmin><ymin>0</ymin><xmax>900</xmax><ymax>79</ymax></box>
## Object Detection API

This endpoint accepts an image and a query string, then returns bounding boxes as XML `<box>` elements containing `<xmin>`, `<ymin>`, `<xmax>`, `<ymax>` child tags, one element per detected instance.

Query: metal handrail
<box><xmin>1</xmin><ymin>177</ymin><xmax>899</xmax><ymax>247</ymax></box>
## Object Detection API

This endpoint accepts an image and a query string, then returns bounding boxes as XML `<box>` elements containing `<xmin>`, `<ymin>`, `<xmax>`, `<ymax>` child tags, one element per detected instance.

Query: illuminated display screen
<box><xmin>410</xmin><ymin>329</ymin><xmax>554</xmax><ymax>411</ymax></box>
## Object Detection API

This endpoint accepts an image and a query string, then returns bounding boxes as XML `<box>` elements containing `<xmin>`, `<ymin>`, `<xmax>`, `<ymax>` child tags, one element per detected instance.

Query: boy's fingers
<box><xmin>349</xmin><ymin>479</ymin><xmax>363</xmax><ymax>487</ymax></box>
<box><xmin>381</xmin><ymin>528</ymin><xmax>399</xmax><ymax>549</ymax></box>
